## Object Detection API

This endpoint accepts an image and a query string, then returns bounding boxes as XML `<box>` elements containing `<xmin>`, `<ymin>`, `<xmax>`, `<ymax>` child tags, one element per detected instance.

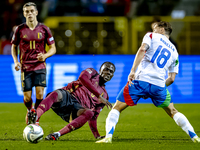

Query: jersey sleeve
<box><xmin>44</xmin><ymin>25</ymin><xmax>55</xmax><ymax>45</ymax></box>
<box><xmin>168</xmin><ymin>52</ymin><xmax>179</xmax><ymax>74</ymax></box>
<box><xmin>79</xmin><ymin>68</ymin><xmax>101</xmax><ymax>97</ymax></box>
<box><xmin>142</xmin><ymin>32</ymin><xmax>152</xmax><ymax>49</ymax></box>
<box><xmin>11</xmin><ymin>26</ymin><xmax>20</xmax><ymax>45</ymax></box>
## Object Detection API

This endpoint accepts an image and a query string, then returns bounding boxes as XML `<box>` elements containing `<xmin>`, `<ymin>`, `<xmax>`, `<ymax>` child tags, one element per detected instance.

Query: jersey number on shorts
<box><xmin>151</xmin><ymin>45</ymin><xmax>171</xmax><ymax>68</ymax></box>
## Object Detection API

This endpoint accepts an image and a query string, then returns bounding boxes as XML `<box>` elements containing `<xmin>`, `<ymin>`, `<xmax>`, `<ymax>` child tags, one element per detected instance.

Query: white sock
<box><xmin>105</xmin><ymin>109</ymin><xmax>120</xmax><ymax>138</ymax></box>
<box><xmin>173</xmin><ymin>112</ymin><xmax>198</xmax><ymax>140</ymax></box>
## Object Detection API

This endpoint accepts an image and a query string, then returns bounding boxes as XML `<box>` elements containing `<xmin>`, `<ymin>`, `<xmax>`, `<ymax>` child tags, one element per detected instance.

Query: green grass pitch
<box><xmin>0</xmin><ymin>103</ymin><xmax>200</xmax><ymax>150</ymax></box>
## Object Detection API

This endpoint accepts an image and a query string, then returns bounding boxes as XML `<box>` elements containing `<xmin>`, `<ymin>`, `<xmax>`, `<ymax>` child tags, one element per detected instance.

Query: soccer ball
<box><xmin>23</xmin><ymin>124</ymin><xmax>44</xmax><ymax>143</ymax></box>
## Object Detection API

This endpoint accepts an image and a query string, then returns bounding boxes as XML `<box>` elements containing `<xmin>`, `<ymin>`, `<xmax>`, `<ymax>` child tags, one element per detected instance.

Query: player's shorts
<box><xmin>116</xmin><ymin>80</ymin><xmax>172</xmax><ymax>108</ymax></box>
<box><xmin>50</xmin><ymin>89</ymin><xmax>84</xmax><ymax>123</ymax></box>
<box><xmin>21</xmin><ymin>69</ymin><xmax>46</xmax><ymax>92</ymax></box>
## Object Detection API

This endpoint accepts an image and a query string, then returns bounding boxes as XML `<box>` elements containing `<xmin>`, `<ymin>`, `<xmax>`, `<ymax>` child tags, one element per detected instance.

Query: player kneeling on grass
<box><xmin>96</xmin><ymin>21</ymin><xmax>200</xmax><ymax>144</ymax></box>
<box><xmin>28</xmin><ymin>62</ymin><xmax>115</xmax><ymax>140</ymax></box>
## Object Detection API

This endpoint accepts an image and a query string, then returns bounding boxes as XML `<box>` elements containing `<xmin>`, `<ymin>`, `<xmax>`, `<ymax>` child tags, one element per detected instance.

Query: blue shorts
<box><xmin>116</xmin><ymin>80</ymin><xmax>172</xmax><ymax>108</ymax></box>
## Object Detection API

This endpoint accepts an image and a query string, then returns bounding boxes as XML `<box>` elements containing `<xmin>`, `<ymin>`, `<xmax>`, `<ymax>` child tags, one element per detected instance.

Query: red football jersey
<box><xmin>11</xmin><ymin>23</ymin><xmax>55</xmax><ymax>72</ymax></box>
<box><xmin>62</xmin><ymin>68</ymin><xmax>109</xmax><ymax>114</ymax></box>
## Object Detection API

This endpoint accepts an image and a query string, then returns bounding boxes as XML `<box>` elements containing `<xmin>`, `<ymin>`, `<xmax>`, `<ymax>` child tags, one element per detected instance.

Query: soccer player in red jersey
<box><xmin>32</xmin><ymin>62</ymin><xmax>115</xmax><ymax>140</ymax></box>
<box><xmin>11</xmin><ymin>2</ymin><xmax>56</xmax><ymax>125</ymax></box>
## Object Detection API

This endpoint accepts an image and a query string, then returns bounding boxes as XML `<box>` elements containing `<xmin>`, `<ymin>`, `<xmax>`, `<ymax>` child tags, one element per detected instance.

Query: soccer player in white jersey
<box><xmin>96</xmin><ymin>21</ymin><xmax>200</xmax><ymax>143</ymax></box>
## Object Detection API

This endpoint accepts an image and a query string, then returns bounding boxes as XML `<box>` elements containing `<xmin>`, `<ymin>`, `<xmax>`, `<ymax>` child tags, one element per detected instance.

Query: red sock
<box><xmin>36</xmin><ymin>108</ymin><xmax>43</xmax><ymax>122</ymax></box>
<box><xmin>34</xmin><ymin>99</ymin><xmax>43</xmax><ymax>109</ymax></box>
<box><xmin>24</xmin><ymin>99</ymin><xmax>33</xmax><ymax>110</ymax></box>
<box><xmin>36</xmin><ymin>91</ymin><xmax>58</xmax><ymax>119</ymax></box>
<box><xmin>88</xmin><ymin>120</ymin><xmax>100</xmax><ymax>138</ymax></box>
<box><xmin>59</xmin><ymin>109</ymin><xmax>94</xmax><ymax>136</ymax></box>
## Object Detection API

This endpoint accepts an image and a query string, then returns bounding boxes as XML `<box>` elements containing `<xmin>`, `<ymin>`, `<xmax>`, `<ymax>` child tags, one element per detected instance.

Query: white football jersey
<box><xmin>135</xmin><ymin>32</ymin><xmax>179</xmax><ymax>87</ymax></box>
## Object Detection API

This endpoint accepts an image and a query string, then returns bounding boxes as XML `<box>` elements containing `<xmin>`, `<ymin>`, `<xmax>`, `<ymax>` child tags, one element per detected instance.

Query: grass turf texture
<box><xmin>0</xmin><ymin>103</ymin><xmax>200</xmax><ymax>150</ymax></box>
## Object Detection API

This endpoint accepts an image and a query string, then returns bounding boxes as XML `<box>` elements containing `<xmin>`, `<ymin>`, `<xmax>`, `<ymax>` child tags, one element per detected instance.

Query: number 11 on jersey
<box><xmin>30</xmin><ymin>41</ymin><xmax>36</xmax><ymax>49</ymax></box>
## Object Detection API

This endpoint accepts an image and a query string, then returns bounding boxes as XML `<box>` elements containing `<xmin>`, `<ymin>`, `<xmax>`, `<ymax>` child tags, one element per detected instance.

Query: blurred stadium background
<box><xmin>1</xmin><ymin>0</ymin><xmax>200</xmax><ymax>103</ymax></box>
<box><xmin>2</xmin><ymin>0</ymin><xmax>200</xmax><ymax>55</ymax></box>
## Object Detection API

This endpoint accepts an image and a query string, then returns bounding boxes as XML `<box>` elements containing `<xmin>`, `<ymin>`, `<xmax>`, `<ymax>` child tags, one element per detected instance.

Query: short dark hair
<box><xmin>157</xmin><ymin>21</ymin><xmax>172</xmax><ymax>36</ymax></box>
<box><xmin>23</xmin><ymin>2</ymin><xmax>37</xmax><ymax>11</ymax></box>
<box><xmin>100</xmin><ymin>61</ymin><xmax>116</xmax><ymax>72</ymax></box>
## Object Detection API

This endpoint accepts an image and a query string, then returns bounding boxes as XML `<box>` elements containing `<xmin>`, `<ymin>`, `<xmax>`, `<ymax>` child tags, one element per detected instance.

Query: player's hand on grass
<box><xmin>14</xmin><ymin>62</ymin><xmax>21</xmax><ymax>71</ymax></box>
<box><xmin>98</xmin><ymin>95</ymin><xmax>112</xmax><ymax>109</ymax></box>
<box><xmin>37</xmin><ymin>53</ymin><xmax>46</xmax><ymax>62</ymax></box>
<box><xmin>96</xmin><ymin>135</ymin><xmax>105</xmax><ymax>139</ymax></box>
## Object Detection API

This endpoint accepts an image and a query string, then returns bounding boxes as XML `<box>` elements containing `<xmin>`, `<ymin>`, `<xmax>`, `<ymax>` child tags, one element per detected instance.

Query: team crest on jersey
<box><xmin>38</xmin><ymin>32</ymin><xmax>42</xmax><ymax>39</ymax></box>
<box><xmin>23</xmin><ymin>34</ymin><xmax>27</xmax><ymax>38</ymax></box>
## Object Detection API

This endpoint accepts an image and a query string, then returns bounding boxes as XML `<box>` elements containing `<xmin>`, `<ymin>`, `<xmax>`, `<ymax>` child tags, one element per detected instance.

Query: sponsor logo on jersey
<box><xmin>38</xmin><ymin>32</ymin><xmax>42</xmax><ymax>39</ymax></box>
<box><xmin>23</xmin><ymin>34</ymin><xmax>27</xmax><ymax>38</ymax></box>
